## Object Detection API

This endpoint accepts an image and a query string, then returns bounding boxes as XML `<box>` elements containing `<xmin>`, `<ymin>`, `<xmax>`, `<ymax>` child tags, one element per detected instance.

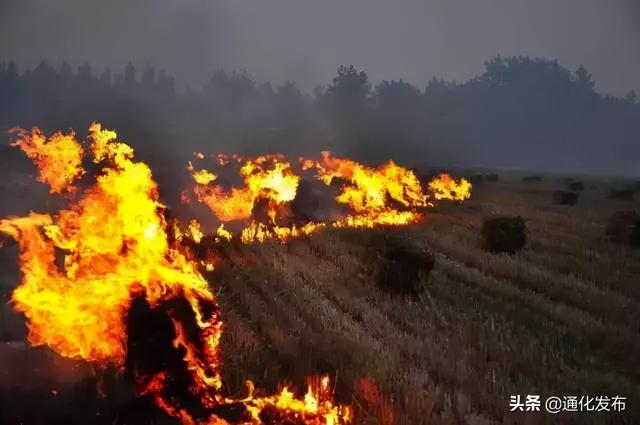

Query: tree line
<box><xmin>0</xmin><ymin>56</ymin><xmax>638</xmax><ymax>174</ymax></box>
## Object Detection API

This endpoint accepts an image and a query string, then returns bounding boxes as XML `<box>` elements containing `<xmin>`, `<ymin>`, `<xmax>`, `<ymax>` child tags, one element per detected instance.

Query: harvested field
<box><xmin>208</xmin><ymin>175</ymin><xmax>640</xmax><ymax>424</ymax></box>
<box><xmin>2</xmin><ymin>174</ymin><xmax>640</xmax><ymax>425</ymax></box>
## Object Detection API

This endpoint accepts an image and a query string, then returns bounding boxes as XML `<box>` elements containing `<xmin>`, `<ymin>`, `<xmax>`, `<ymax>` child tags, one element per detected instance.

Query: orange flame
<box><xmin>240</xmin><ymin>221</ymin><xmax>323</xmax><ymax>244</ymax></box>
<box><xmin>187</xmin><ymin>151</ymin><xmax>472</xmax><ymax>243</ymax></box>
<box><xmin>1</xmin><ymin>123</ymin><xmax>219</xmax><ymax>371</ymax></box>
<box><xmin>9</xmin><ymin>127</ymin><xmax>84</xmax><ymax>194</ymax></box>
<box><xmin>190</xmin><ymin>154</ymin><xmax>299</xmax><ymax>223</ymax></box>
<box><xmin>302</xmin><ymin>151</ymin><xmax>430</xmax><ymax>228</ymax></box>
<box><xmin>215</xmin><ymin>223</ymin><xmax>232</xmax><ymax>242</ymax></box>
<box><xmin>428</xmin><ymin>173</ymin><xmax>472</xmax><ymax>201</ymax></box>
<box><xmin>1</xmin><ymin>123</ymin><xmax>351</xmax><ymax>425</ymax></box>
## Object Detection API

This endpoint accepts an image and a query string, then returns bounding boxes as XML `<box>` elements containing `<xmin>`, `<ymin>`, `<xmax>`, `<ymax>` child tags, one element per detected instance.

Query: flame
<box><xmin>0</xmin><ymin>123</ymin><xmax>219</xmax><ymax>371</ymax></box>
<box><xmin>190</xmin><ymin>154</ymin><xmax>299</xmax><ymax>223</ymax></box>
<box><xmin>215</xmin><ymin>223</ymin><xmax>232</xmax><ymax>242</ymax></box>
<box><xmin>302</xmin><ymin>151</ymin><xmax>430</xmax><ymax>228</ymax></box>
<box><xmin>188</xmin><ymin>151</ymin><xmax>472</xmax><ymax>243</ymax></box>
<box><xmin>9</xmin><ymin>127</ymin><xmax>84</xmax><ymax>193</ymax></box>
<box><xmin>428</xmin><ymin>173</ymin><xmax>472</xmax><ymax>201</ymax></box>
<box><xmin>188</xmin><ymin>219</ymin><xmax>204</xmax><ymax>244</ymax></box>
<box><xmin>240</xmin><ymin>221</ymin><xmax>323</xmax><ymax>244</ymax></box>
<box><xmin>1</xmin><ymin>123</ymin><xmax>351</xmax><ymax>425</ymax></box>
<box><xmin>188</xmin><ymin>153</ymin><xmax>324</xmax><ymax>244</ymax></box>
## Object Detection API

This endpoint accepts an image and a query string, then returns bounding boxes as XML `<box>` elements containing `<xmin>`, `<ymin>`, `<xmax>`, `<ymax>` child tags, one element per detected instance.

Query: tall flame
<box><xmin>9</xmin><ymin>127</ymin><xmax>84</xmax><ymax>194</ymax></box>
<box><xmin>428</xmin><ymin>173</ymin><xmax>472</xmax><ymax>201</ymax></box>
<box><xmin>1</xmin><ymin>123</ymin><xmax>219</xmax><ymax>371</ymax></box>
<box><xmin>186</xmin><ymin>151</ymin><xmax>473</xmax><ymax>244</ymax></box>
<box><xmin>302</xmin><ymin>151</ymin><xmax>429</xmax><ymax>228</ymax></box>
<box><xmin>1</xmin><ymin>123</ymin><xmax>350</xmax><ymax>425</ymax></box>
<box><xmin>189</xmin><ymin>154</ymin><xmax>300</xmax><ymax>223</ymax></box>
<box><xmin>187</xmin><ymin>154</ymin><xmax>322</xmax><ymax>243</ymax></box>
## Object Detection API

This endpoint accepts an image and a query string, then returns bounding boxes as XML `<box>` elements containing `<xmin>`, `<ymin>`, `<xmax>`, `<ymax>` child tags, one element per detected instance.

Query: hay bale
<box><xmin>605</xmin><ymin>211</ymin><xmax>640</xmax><ymax>247</ymax></box>
<box><xmin>522</xmin><ymin>176</ymin><xmax>542</xmax><ymax>183</ymax></box>
<box><xmin>607</xmin><ymin>189</ymin><xmax>634</xmax><ymax>201</ymax></box>
<box><xmin>568</xmin><ymin>181</ymin><xmax>584</xmax><ymax>192</ymax></box>
<box><xmin>367</xmin><ymin>235</ymin><xmax>434</xmax><ymax>297</ymax></box>
<box><xmin>552</xmin><ymin>190</ymin><xmax>578</xmax><ymax>206</ymax></box>
<box><xmin>468</xmin><ymin>174</ymin><xmax>484</xmax><ymax>184</ymax></box>
<box><xmin>291</xmin><ymin>179</ymin><xmax>320</xmax><ymax>222</ymax></box>
<box><xmin>482</xmin><ymin>216</ymin><xmax>526</xmax><ymax>253</ymax></box>
<box><xmin>484</xmin><ymin>174</ymin><xmax>499</xmax><ymax>182</ymax></box>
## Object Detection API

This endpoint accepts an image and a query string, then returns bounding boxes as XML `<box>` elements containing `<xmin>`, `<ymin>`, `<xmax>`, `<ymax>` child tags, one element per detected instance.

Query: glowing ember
<box><xmin>1</xmin><ymin>123</ymin><xmax>351</xmax><ymax>425</ymax></box>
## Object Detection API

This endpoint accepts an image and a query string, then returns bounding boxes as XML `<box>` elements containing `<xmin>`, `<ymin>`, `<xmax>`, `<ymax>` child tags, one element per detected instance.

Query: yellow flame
<box><xmin>428</xmin><ymin>173</ymin><xmax>472</xmax><ymax>201</ymax></box>
<box><xmin>9</xmin><ymin>127</ymin><xmax>84</xmax><ymax>193</ymax></box>
<box><xmin>1</xmin><ymin>123</ymin><xmax>351</xmax><ymax>425</ymax></box>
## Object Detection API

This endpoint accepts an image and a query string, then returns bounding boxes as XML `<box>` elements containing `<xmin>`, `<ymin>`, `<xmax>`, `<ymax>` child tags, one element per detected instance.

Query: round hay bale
<box><xmin>291</xmin><ymin>179</ymin><xmax>320</xmax><ymax>223</ymax></box>
<box><xmin>467</xmin><ymin>174</ymin><xmax>484</xmax><ymax>184</ymax></box>
<box><xmin>552</xmin><ymin>190</ymin><xmax>578</xmax><ymax>206</ymax></box>
<box><xmin>607</xmin><ymin>189</ymin><xmax>634</xmax><ymax>201</ymax></box>
<box><xmin>605</xmin><ymin>211</ymin><xmax>640</xmax><ymax>248</ymax></box>
<box><xmin>482</xmin><ymin>216</ymin><xmax>527</xmax><ymax>253</ymax></box>
<box><xmin>522</xmin><ymin>176</ymin><xmax>542</xmax><ymax>183</ymax></box>
<box><xmin>367</xmin><ymin>235</ymin><xmax>435</xmax><ymax>297</ymax></box>
<box><xmin>568</xmin><ymin>181</ymin><xmax>585</xmax><ymax>192</ymax></box>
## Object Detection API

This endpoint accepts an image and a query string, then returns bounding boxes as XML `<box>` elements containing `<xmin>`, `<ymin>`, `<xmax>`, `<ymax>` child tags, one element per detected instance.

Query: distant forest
<box><xmin>0</xmin><ymin>56</ymin><xmax>639</xmax><ymax>175</ymax></box>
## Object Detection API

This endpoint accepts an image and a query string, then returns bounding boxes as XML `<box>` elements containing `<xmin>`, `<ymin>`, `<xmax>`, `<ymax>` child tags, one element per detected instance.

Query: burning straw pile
<box><xmin>0</xmin><ymin>123</ymin><xmax>474</xmax><ymax>425</ymax></box>
<box><xmin>0</xmin><ymin>124</ymin><xmax>352</xmax><ymax>425</ymax></box>
<box><xmin>182</xmin><ymin>150</ymin><xmax>472</xmax><ymax>244</ymax></box>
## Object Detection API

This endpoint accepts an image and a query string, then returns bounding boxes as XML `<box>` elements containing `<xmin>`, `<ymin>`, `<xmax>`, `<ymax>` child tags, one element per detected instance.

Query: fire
<box><xmin>302</xmin><ymin>151</ymin><xmax>429</xmax><ymax>228</ymax></box>
<box><xmin>0</xmin><ymin>123</ymin><xmax>219</xmax><ymax>371</ymax></box>
<box><xmin>9</xmin><ymin>127</ymin><xmax>84</xmax><ymax>194</ymax></box>
<box><xmin>187</xmin><ymin>153</ymin><xmax>323</xmax><ymax>244</ymax></box>
<box><xmin>189</xmin><ymin>154</ymin><xmax>299</xmax><ymax>223</ymax></box>
<box><xmin>215</xmin><ymin>223</ymin><xmax>233</xmax><ymax>242</ymax></box>
<box><xmin>188</xmin><ymin>219</ymin><xmax>204</xmax><ymax>243</ymax></box>
<box><xmin>428</xmin><ymin>173</ymin><xmax>472</xmax><ymax>201</ymax></box>
<box><xmin>240</xmin><ymin>221</ymin><xmax>323</xmax><ymax>244</ymax></box>
<box><xmin>186</xmin><ymin>151</ymin><xmax>472</xmax><ymax>243</ymax></box>
<box><xmin>1</xmin><ymin>123</ymin><xmax>350</xmax><ymax>425</ymax></box>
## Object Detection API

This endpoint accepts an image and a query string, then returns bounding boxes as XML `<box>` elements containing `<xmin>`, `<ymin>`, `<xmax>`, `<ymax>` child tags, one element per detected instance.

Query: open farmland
<box><xmin>1</xmin><ymin>172</ymin><xmax>639</xmax><ymax>425</ymax></box>
<box><xmin>212</xmin><ymin>174</ymin><xmax>640</xmax><ymax>425</ymax></box>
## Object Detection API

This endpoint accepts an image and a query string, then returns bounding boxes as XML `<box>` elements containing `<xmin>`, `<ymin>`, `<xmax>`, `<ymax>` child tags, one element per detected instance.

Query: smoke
<box><xmin>0</xmin><ymin>0</ymin><xmax>231</xmax><ymax>87</ymax></box>
<box><xmin>1</xmin><ymin>0</ymin><xmax>639</xmax><ymax>95</ymax></box>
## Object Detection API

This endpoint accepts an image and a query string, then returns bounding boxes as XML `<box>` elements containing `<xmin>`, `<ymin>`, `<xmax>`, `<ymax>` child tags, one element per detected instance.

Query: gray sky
<box><xmin>1</xmin><ymin>0</ymin><xmax>638</xmax><ymax>95</ymax></box>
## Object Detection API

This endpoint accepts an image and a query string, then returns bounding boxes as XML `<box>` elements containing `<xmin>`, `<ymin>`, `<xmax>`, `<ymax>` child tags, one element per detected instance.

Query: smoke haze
<box><xmin>1</xmin><ymin>0</ymin><xmax>639</xmax><ymax>95</ymax></box>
